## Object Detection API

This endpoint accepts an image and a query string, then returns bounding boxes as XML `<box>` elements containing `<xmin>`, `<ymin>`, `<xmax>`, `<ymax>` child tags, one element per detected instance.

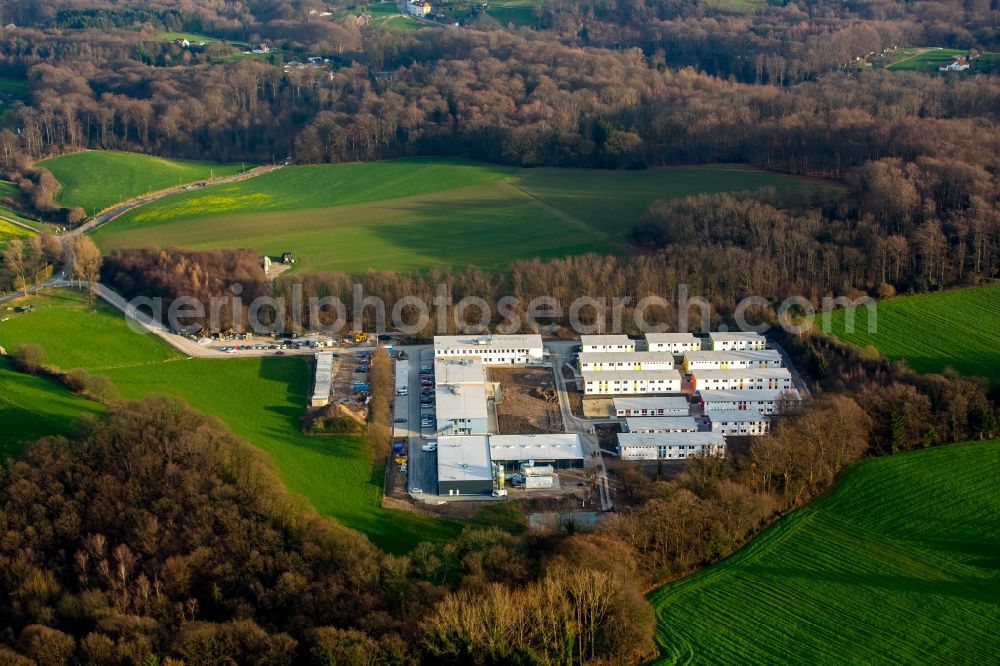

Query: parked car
<box><xmin>421</xmin><ymin>442</ymin><xmax>437</xmax><ymax>452</ymax></box>
<box><xmin>394</xmin><ymin>417</ymin><xmax>406</xmax><ymax>424</ymax></box>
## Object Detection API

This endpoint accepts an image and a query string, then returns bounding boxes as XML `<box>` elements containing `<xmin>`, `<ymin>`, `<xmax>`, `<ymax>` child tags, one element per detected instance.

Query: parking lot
<box><xmin>393</xmin><ymin>345</ymin><xmax>438</xmax><ymax>496</ymax></box>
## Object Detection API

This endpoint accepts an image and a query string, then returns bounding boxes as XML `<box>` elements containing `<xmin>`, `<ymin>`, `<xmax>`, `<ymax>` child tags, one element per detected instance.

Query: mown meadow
<box><xmin>649</xmin><ymin>439</ymin><xmax>1000</xmax><ymax>664</ymax></box>
<box><xmin>0</xmin><ymin>289</ymin><xmax>461</xmax><ymax>552</ymax></box>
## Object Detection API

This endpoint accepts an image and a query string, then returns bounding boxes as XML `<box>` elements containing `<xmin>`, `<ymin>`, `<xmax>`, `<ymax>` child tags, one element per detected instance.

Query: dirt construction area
<box><xmin>491</xmin><ymin>366</ymin><xmax>563</xmax><ymax>434</ymax></box>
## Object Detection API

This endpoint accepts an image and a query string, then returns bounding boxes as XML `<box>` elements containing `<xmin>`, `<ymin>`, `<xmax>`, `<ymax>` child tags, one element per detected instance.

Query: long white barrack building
<box><xmin>618</xmin><ymin>431</ymin><xmax>726</xmax><ymax>460</ymax></box>
<box><xmin>434</xmin><ymin>334</ymin><xmax>544</xmax><ymax>365</ymax></box>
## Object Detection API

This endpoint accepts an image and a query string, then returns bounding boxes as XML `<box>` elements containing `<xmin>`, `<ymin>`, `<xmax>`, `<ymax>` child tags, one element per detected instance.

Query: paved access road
<box><xmin>0</xmin><ymin>164</ymin><xmax>283</xmax><ymax>308</ymax></box>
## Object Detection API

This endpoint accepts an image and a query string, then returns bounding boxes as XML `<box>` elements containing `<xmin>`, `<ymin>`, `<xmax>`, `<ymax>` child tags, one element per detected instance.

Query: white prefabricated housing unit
<box><xmin>645</xmin><ymin>332</ymin><xmax>702</xmax><ymax>354</ymax></box>
<box><xmin>582</xmin><ymin>369</ymin><xmax>682</xmax><ymax>395</ymax></box>
<box><xmin>433</xmin><ymin>334</ymin><xmax>544</xmax><ymax>365</ymax></box>
<box><xmin>617</xmin><ymin>431</ymin><xmax>726</xmax><ymax>460</ymax></box>
<box><xmin>613</xmin><ymin>396</ymin><xmax>691</xmax><ymax>417</ymax></box>
<box><xmin>690</xmin><ymin>367</ymin><xmax>793</xmax><ymax>392</ymax></box>
<box><xmin>624</xmin><ymin>416</ymin><xmax>700</xmax><ymax>433</ymax></box>
<box><xmin>682</xmin><ymin>349</ymin><xmax>782</xmax><ymax>372</ymax></box>
<box><xmin>435</xmin><ymin>383</ymin><xmax>490</xmax><ymax>435</ymax></box>
<box><xmin>311</xmin><ymin>352</ymin><xmax>334</xmax><ymax>407</ymax></box>
<box><xmin>580</xmin><ymin>335</ymin><xmax>635</xmax><ymax>354</ymax></box>
<box><xmin>708</xmin><ymin>332</ymin><xmax>767</xmax><ymax>351</ymax></box>
<box><xmin>707</xmin><ymin>410</ymin><xmax>770</xmax><ymax>436</ymax></box>
<box><xmin>696</xmin><ymin>388</ymin><xmax>802</xmax><ymax>415</ymax></box>
<box><xmin>395</xmin><ymin>359</ymin><xmax>409</xmax><ymax>395</ymax></box>
<box><xmin>433</xmin><ymin>357</ymin><xmax>486</xmax><ymax>385</ymax></box>
<box><xmin>489</xmin><ymin>434</ymin><xmax>586</xmax><ymax>471</ymax></box>
<box><xmin>578</xmin><ymin>351</ymin><xmax>674</xmax><ymax>372</ymax></box>
<box><xmin>437</xmin><ymin>436</ymin><xmax>494</xmax><ymax>495</ymax></box>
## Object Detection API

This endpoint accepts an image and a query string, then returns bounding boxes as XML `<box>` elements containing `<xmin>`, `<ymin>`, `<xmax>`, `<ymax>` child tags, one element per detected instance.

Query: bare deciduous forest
<box><xmin>0</xmin><ymin>0</ymin><xmax>998</xmax><ymax>662</ymax></box>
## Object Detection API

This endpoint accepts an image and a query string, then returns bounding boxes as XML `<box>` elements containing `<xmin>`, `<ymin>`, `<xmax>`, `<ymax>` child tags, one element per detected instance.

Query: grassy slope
<box><xmin>0</xmin><ymin>359</ymin><xmax>104</xmax><ymax>459</ymax></box>
<box><xmin>827</xmin><ymin>284</ymin><xmax>1000</xmax><ymax>385</ymax></box>
<box><xmin>0</xmin><ymin>290</ymin><xmax>461</xmax><ymax>552</ymax></box>
<box><xmin>511</xmin><ymin>164</ymin><xmax>842</xmax><ymax>237</ymax></box>
<box><xmin>649</xmin><ymin>439</ymin><xmax>1000</xmax><ymax>665</ymax></box>
<box><xmin>92</xmin><ymin>158</ymin><xmax>837</xmax><ymax>272</ymax></box>
<box><xmin>39</xmin><ymin>151</ymin><xmax>247</xmax><ymax>213</ymax></box>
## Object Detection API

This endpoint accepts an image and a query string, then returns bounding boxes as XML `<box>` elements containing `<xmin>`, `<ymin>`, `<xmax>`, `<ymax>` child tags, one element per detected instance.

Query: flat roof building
<box><xmin>618</xmin><ymin>431</ymin><xmax>726</xmax><ymax>460</ymax></box>
<box><xmin>578</xmin><ymin>351</ymin><xmax>674</xmax><ymax>372</ymax></box>
<box><xmin>437</xmin><ymin>436</ymin><xmax>494</xmax><ymax>495</ymax></box>
<box><xmin>580</xmin><ymin>335</ymin><xmax>635</xmax><ymax>354</ymax></box>
<box><xmin>489</xmin><ymin>434</ymin><xmax>586</xmax><ymax>470</ymax></box>
<box><xmin>434</xmin><ymin>334</ymin><xmax>544</xmax><ymax>365</ymax></box>
<box><xmin>310</xmin><ymin>352</ymin><xmax>333</xmax><ymax>407</ymax></box>
<box><xmin>613</xmin><ymin>396</ymin><xmax>691</xmax><ymax>417</ymax></box>
<box><xmin>690</xmin><ymin>367</ymin><xmax>793</xmax><ymax>392</ymax></box>
<box><xmin>708</xmin><ymin>332</ymin><xmax>767</xmax><ymax>351</ymax></box>
<box><xmin>682</xmin><ymin>349</ymin><xmax>782</xmax><ymax>373</ymax></box>
<box><xmin>582</xmin><ymin>369</ymin><xmax>683</xmax><ymax>395</ymax></box>
<box><xmin>696</xmin><ymin>388</ymin><xmax>802</xmax><ymax>415</ymax></box>
<box><xmin>435</xmin><ymin>383</ymin><xmax>490</xmax><ymax>435</ymax></box>
<box><xmin>434</xmin><ymin>357</ymin><xmax>486</xmax><ymax>385</ymax></box>
<box><xmin>624</xmin><ymin>416</ymin><xmax>700</xmax><ymax>433</ymax></box>
<box><xmin>645</xmin><ymin>332</ymin><xmax>702</xmax><ymax>354</ymax></box>
<box><xmin>707</xmin><ymin>410</ymin><xmax>770</xmax><ymax>436</ymax></box>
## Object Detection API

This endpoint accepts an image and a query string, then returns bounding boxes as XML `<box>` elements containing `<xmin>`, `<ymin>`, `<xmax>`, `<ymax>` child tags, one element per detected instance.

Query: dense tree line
<box><xmin>0</xmin><ymin>17</ymin><xmax>997</xmax><ymax>176</ymax></box>
<box><xmin>0</xmin><ymin>393</ymin><xmax>655</xmax><ymax>664</ymax></box>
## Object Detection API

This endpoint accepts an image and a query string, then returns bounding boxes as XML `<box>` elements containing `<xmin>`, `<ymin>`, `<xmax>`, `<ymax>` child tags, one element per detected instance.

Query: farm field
<box><xmin>92</xmin><ymin>157</ymin><xmax>837</xmax><ymax>272</ymax></box>
<box><xmin>0</xmin><ymin>218</ymin><xmax>33</xmax><ymax>244</ymax></box>
<box><xmin>510</xmin><ymin>164</ymin><xmax>842</xmax><ymax>237</ymax></box>
<box><xmin>886</xmin><ymin>47</ymin><xmax>999</xmax><ymax>72</ymax></box>
<box><xmin>827</xmin><ymin>283</ymin><xmax>1000</xmax><ymax>386</ymax></box>
<box><xmin>0</xmin><ymin>290</ymin><xmax>461</xmax><ymax>552</ymax></box>
<box><xmin>649</xmin><ymin>439</ymin><xmax>1000</xmax><ymax>665</ymax></box>
<box><xmin>38</xmin><ymin>150</ymin><xmax>247</xmax><ymax>213</ymax></box>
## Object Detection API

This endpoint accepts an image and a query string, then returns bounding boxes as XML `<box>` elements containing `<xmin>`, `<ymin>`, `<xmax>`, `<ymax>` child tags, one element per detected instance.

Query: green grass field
<box><xmin>92</xmin><ymin>158</ymin><xmax>837</xmax><ymax>273</ymax></box>
<box><xmin>0</xmin><ymin>290</ymin><xmax>461</xmax><ymax>552</ymax></box>
<box><xmin>38</xmin><ymin>151</ymin><xmax>248</xmax><ymax>214</ymax></box>
<box><xmin>826</xmin><ymin>284</ymin><xmax>1000</xmax><ymax>385</ymax></box>
<box><xmin>649</xmin><ymin>439</ymin><xmax>1000</xmax><ymax>664</ymax></box>
<box><xmin>0</xmin><ymin>359</ymin><xmax>104</xmax><ymax>459</ymax></box>
<box><xmin>886</xmin><ymin>48</ymin><xmax>999</xmax><ymax>73</ymax></box>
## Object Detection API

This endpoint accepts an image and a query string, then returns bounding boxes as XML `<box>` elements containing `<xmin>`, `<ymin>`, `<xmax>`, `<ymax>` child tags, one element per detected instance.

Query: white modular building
<box><xmin>395</xmin><ymin>359</ymin><xmax>409</xmax><ymax>395</ymax></box>
<box><xmin>645</xmin><ymin>332</ymin><xmax>702</xmax><ymax>354</ymax></box>
<box><xmin>435</xmin><ymin>383</ymin><xmax>490</xmax><ymax>435</ymax></box>
<box><xmin>624</xmin><ymin>416</ymin><xmax>700</xmax><ymax>433</ymax></box>
<box><xmin>578</xmin><ymin>351</ymin><xmax>674</xmax><ymax>372</ymax></box>
<box><xmin>434</xmin><ymin>357</ymin><xmax>486</xmax><ymax>385</ymax></box>
<box><xmin>690</xmin><ymin>367</ymin><xmax>793</xmax><ymax>392</ymax></box>
<box><xmin>437</xmin><ymin>436</ymin><xmax>494</xmax><ymax>495</ymax></box>
<box><xmin>696</xmin><ymin>388</ymin><xmax>802</xmax><ymax>415</ymax></box>
<box><xmin>613</xmin><ymin>396</ymin><xmax>691</xmax><ymax>417</ymax></box>
<box><xmin>682</xmin><ymin>349</ymin><xmax>782</xmax><ymax>372</ymax></box>
<box><xmin>618</xmin><ymin>432</ymin><xmax>726</xmax><ymax>460</ymax></box>
<box><xmin>434</xmin><ymin>334</ymin><xmax>544</xmax><ymax>365</ymax></box>
<box><xmin>707</xmin><ymin>410</ymin><xmax>770</xmax><ymax>436</ymax></box>
<box><xmin>708</xmin><ymin>332</ymin><xmax>767</xmax><ymax>351</ymax></box>
<box><xmin>580</xmin><ymin>335</ymin><xmax>635</xmax><ymax>354</ymax></box>
<box><xmin>582</xmin><ymin>369</ymin><xmax>682</xmax><ymax>395</ymax></box>
<box><xmin>488</xmin><ymin>434</ymin><xmax>586</xmax><ymax>471</ymax></box>
<box><xmin>311</xmin><ymin>352</ymin><xmax>334</xmax><ymax>407</ymax></box>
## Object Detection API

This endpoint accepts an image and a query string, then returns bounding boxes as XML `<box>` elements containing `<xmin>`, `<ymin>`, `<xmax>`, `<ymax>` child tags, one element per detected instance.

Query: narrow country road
<box><xmin>66</xmin><ymin>163</ymin><xmax>283</xmax><ymax>239</ymax></box>
<box><xmin>0</xmin><ymin>164</ymin><xmax>283</xmax><ymax>307</ymax></box>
